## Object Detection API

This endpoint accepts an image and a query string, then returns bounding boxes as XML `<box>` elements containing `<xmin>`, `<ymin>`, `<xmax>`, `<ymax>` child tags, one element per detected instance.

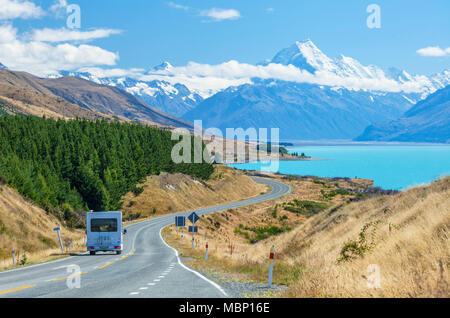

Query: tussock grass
<box><xmin>242</xmin><ymin>177</ymin><xmax>450</xmax><ymax>297</ymax></box>
<box><xmin>0</xmin><ymin>184</ymin><xmax>84</xmax><ymax>270</ymax></box>
<box><xmin>164</xmin><ymin>176</ymin><xmax>449</xmax><ymax>297</ymax></box>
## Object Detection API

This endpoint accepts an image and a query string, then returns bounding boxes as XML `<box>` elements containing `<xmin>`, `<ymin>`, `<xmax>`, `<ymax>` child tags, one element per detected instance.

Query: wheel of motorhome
<box><xmin>86</xmin><ymin>211</ymin><xmax>123</xmax><ymax>255</ymax></box>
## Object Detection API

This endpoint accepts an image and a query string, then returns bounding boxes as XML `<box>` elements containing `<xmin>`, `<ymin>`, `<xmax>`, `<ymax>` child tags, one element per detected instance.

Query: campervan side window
<box><xmin>91</xmin><ymin>218</ymin><xmax>118</xmax><ymax>232</ymax></box>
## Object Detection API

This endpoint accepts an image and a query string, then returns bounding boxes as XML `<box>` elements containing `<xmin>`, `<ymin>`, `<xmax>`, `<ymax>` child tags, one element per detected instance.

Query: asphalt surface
<box><xmin>0</xmin><ymin>177</ymin><xmax>290</xmax><ymax>298</ymax></box>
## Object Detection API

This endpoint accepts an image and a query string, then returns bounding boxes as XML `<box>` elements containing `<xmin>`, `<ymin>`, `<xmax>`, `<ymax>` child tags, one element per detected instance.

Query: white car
<box><xmin>87</xmin><ymin>211</ymin><xmax>123</xmax><ymax>255</ymax></box>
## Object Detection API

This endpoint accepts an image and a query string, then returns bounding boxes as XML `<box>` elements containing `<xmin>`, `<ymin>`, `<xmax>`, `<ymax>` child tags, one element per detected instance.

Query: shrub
<box><xmin>337</xmin><ymin>220</ymin><xmax>381</xmax><ymax>263</ymax></box>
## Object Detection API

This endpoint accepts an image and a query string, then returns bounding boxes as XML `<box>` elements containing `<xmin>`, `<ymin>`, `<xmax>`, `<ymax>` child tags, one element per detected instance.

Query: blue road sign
<box><xmin>188</xmin><ymin>212</ymin><xmax>199</xmax><ymax>224</ymax></box>
<box><xmin>188</xmin><ymin>226</ymin><xmax>198</xmax><ymax>233</ymax></box>
<box><xmin>175</xmin><ymin>216</ymin><xmax>185</xmax><ymax>227</ymax></box>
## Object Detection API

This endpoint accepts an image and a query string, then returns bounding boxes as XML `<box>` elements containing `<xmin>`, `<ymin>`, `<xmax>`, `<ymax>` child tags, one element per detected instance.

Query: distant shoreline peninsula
<box><xmin>226</xmin><ymin>156</ymin><xmax>329</xmax><ymax>164</ymax></box>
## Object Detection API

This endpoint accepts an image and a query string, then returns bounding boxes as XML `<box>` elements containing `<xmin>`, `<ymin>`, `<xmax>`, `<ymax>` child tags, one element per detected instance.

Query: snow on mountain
<box><xmin>270</xmin><ymin>40</ymin><xmax>448</xmax><ymax>98</ymax></box>
<box><xmin>53</xmin><ymin>40</ymin><xmax>449</xmax><ymax>121</ymax></box>
<box><xmin>0</xmin><ymin>62</ymin><xmax>7</xmax><ymax>70</ymax></box>
<box><xmin>58</xmin><ymin>70</ymin><xmax>203</xmax><ymax>116</ymax></box>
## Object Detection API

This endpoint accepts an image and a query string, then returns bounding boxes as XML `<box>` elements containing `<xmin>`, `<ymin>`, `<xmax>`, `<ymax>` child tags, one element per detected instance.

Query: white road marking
<box><xmin>153</xmin><ymin>279</ymin><xmax>160</xmax><ymax>282</ymax></box>
<box><xmin>159</xmin><ymin>227</ymin><xmax>228</xmax><ymax>297</ymax></box>
<box><xmin>158</xmin><ymin>275</ymin><xmax>165</xmax><ymax>278</ymax></box>
<box><xmin>129</xmin><ymin>292</ymin><xmax>139</xmax><ymax>295</ymax></box>
<box><xmin>139</xmin><ymin>287</ymin><xmax>148</xmax><ymax>290</ymax></box>
<box><xmin>148</xmin><ymin>283</ymin><xmax>156</xmax><ymax>286</ymax></box>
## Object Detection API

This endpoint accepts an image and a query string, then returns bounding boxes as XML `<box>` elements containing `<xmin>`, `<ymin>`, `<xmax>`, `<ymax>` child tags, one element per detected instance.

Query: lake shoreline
<box><xmin>226</xmin><ymin>157</ymin><xmax>329</xmax><ymax>164</ymax></box>
<box><xmin>228</xmin><ymin>144</ymin><xmax>450</xmax><ymax>190</ymax></box>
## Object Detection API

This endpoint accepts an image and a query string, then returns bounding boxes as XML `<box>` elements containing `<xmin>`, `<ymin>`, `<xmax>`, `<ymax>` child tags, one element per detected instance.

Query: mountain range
<box><xmin>59</xmin><ymin>63</ymin><xmax>204</xmax><ymax>117</ymax></box>
<box><xmin>356</xmin><ymin>85</ymin><xmax>450</xmax><ymax>143</ymax></box>
<box><xmin>0</xmin><ymin>39</ymin><xmax>448</xmax><ymax>141</ymax></box>
<box><xmin>0</xmin><ymin>68</ymin><xmax>192</xmax><ymax>128</ymax></box>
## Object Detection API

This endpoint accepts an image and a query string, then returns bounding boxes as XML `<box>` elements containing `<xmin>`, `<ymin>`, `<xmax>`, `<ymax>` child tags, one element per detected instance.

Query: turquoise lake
<box><xmin>229</xmin><ymin>145</ymin><xmax>450</xmax><ymax>190</ymax></box>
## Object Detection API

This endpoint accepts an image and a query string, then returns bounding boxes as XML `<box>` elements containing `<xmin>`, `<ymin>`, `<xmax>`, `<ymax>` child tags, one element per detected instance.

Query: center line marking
<box><xmin>98</xmin><ymin>262</ymin><xmax>113</xmax><ymax>269</ymax></box>
<box><xmin>0</xmin><ymin>284</ymin><xmax>36</xmax><ymax>295</ymax></box>
<box><xmin>52</xmin><ymin>272</ymin><xmax>87</xmax><ymax>282</ymax></box>
<box><xmin>139</xmin><ymin>287</ymin><xmax>148</xmax><ymax>290</ymax></box>
<box><xmin>129</xmin><ymin>292</ymin><xmax>139</xmax><ymax>295</ymax></box>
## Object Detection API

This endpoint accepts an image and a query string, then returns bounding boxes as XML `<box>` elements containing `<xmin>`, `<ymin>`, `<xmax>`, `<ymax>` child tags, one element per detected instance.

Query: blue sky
<box><xmin>2</xmin><ymin>0</ymin><xmax>449</xmax><ymax>78</ymax></box>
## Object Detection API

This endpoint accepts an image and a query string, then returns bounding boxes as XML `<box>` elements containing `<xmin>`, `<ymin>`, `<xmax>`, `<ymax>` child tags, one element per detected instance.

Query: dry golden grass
<box><xmin>122</xmin><ymin>165</ymin><xmax>268</xmax><ymax>219</ymax></box>
<box><xmin>164</xmin><ymin>175</ymin><xmax>449</xmax><ymax>298</ymax></box>
<box><xmin>0</xmin><ymin>184</ymin><xmax>84</xmax><ymax>271</ymax></box>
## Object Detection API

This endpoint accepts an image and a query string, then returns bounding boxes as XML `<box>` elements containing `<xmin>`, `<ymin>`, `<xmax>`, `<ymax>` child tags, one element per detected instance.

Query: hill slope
<box><xmin>166</xmin><ymin>175</ymin><xmax>449</xmax><ymax>297</ymax></box>
<box><xmin>0</xmin><ymin>84</ymin><xmax>128</xmax><ymax>121</ymax></box>
<box><xmin>356</xmin><ymin>85</ymin><xmax>450</xmax><ymax>143</ymax></box>
<box><xmin>0</xmin><ymin>69</ymin><xmax>192</xmax><ymax>128</ymax></box>
<box><xmin>0</xmin><ymin>182</ymin><xmax>84</xmax><ymax>268</ymax></box>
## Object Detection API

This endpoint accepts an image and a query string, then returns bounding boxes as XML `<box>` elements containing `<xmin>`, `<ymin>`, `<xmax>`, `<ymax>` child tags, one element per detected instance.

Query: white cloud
<box><xmin>200</xmin><ymin>8</ymin><xmax>241</xmax><ymax>21</ymax></box>
<box><xmin>0</xmin><ymin>0</ymin><xmax>45</xmax><ymax>20</ymax></box>
<box><xmin>417</xmin><ymin>46</ymin><xmax>450</xmax><ymax>57</ymax></box>
<box><xmin>49</xmin><ymin>0</ymin><xmax>67</xmax><ymax>17</ymax></box>
<box><xmin>80</xmin><ymin>58</ymin><xmax>431</xmax><ymax>98</ymax></box>
<box><xmin>31</xmin><ymin>28</ymin><xmax>122</xmax><ymax>42</ymax></box>
<box><xmin>0</xmin><ymin>24</ymin><xmax>119</xmax><ymax>76</ymax></box>
<box><xmin>167</xmin><ymin>2</ymin><xmax>189</xmax><ymax>11</ymax></box>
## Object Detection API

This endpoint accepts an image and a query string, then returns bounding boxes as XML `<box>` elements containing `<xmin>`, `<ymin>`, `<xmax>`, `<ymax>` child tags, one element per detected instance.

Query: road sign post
<box><xmin>187</xmin><ymin>212</ymin><xmax>199</xmax><ymax>250</ymax></box>
<box><xmin>268</xmin><ymin>246</ymin><xmax>275</xmax><ymax>288</ymax></box>
<box><xmin>180</xmin><ymin>226</ymin><xmax>184</xmax><ymax>244</ymax></box>
<box><xmin>12</xmin><ymin>248</ymin><xmax>15</xmax><ymax>266</ymax></box>
<box><xmin>53</xmin><ymin>227</ymin><xmax>64</xmax><ymax>254</ymax></box>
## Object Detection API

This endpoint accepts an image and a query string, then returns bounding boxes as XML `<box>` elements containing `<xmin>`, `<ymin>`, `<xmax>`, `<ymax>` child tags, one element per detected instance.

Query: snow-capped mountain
<box><xmin>356</xmin><ymin>84</ymin><xmax>450</xmax><ymax>143</ymax></box>
<box><xmin>54</xmin><ymin>40</ymin><xmax>449</xmax><ymax>138</ymax></box>
<box><xmin>183</xmin><ymin>79</ymin><xmax>419</xmax><ymax>140</ymax></box>
<box><xmin>183</xmin><ymin>40</ymin><xmax>450</xmax><ymax>140</ymax></box>
<box><xmin>269</xmin><ymin>40</ymin><xmax>449</xmax><ymax>98</ymax></box>
<box><xmin>0</xmin><ymin>62</ymin><xmax>8</xmax><ymax>70</ymax></box>
<box><xmin>59</xmin><ymin>67</ymin><xmax>203</xmax><ymax>117</ymax></box>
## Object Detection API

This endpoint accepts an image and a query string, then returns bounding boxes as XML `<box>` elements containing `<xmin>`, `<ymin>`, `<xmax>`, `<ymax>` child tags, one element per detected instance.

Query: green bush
<box><xmin>337</xmin><ymin>220</ymin><xmax>381</xmax><ymax>263</ymax></box>
<box><xmin>283</xmin><ymin>200</ymin><xmax>328</xmax><ymax>217</ymax></box>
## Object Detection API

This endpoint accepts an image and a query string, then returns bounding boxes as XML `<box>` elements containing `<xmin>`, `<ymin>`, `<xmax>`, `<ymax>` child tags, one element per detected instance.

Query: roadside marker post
<box><xmin>68</xmin><ymin>239</ymin><xmax>72</xmax><ymax>253</ymax></box>
<box><xmin>53</xmin><ymin>227</ymin><xmax>64</xmax><ymax>254</ymax></box>
<box><xmin>180</xmin><ymin>226</ymin><xmax>184</xmax><ymax>244</ymax></box>
<box><xmin>268</xmin><ymin>246</ymin><xmax>275</xmax><ymax>288</ymax></box>
<box><xmin>205</xmin><ymin>243</ymin><xmax>209</xmax><ymax>260</ymax></box>
<box><xmin>12</xmin><ymin>248</ymin><xmax>15</xmax><ymax>266</ymax></box>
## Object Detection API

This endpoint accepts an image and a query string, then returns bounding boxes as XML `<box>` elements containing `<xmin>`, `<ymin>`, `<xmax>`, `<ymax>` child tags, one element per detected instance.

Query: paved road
<box><xmin>0</xmin><ymin>177</ymin><xmax>290</xmax><ymax>298</ymax></box>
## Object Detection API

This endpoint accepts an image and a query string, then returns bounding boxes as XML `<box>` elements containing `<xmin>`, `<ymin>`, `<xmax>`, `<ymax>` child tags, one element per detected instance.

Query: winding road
<box><xmin>0</xmin><ymin>177</ymin><xmax>290</xmax><ymax>298</ymax></box>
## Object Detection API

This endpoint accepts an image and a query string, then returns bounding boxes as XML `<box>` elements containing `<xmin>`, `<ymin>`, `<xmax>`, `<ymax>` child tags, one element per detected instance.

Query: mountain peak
<box><xmin>295</xmin><ymin>39</ymin><xmax>319</xmax><ymax>50</ymax></box>
<box><xmin>271</xmin><ymin>39</ymin><xmax>327</xmax><ymax>73</ymax></box>
<box><xmin>152</xmin><ymin>61</ymin><xmax>173</xmax><ymax>72</ymax></box>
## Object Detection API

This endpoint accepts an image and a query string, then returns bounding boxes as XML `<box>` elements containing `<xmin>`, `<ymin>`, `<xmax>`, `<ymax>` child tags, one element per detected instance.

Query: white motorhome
<box><xmin>86</xmin><ymin>211</ymin><xmax>123</xmax><ymax>255</ymax></box>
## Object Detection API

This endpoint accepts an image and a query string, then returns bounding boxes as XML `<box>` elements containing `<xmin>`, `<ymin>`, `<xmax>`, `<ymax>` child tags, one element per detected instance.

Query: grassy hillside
<box><xmin>164</xmin><ymin>175</ymin><xmax>449</xmax><ymax>297</ymax></box>
<box><xmin>0</xmin><ymin>115</ymin><xmax>213</xmax><ymax>227</ymax></box>
<box><xmin>0</xmin><ymin>182</ymin><xmax>84</xmax><ymax>269</ymax></box>
<box><xmin>121</xmin><ymin>165</ymin><xmax>268</xmax><ymax>220</ymax></box>
<box><xmin>0</xmin><ymin>84</ymin><xmax>129</xmax><ymax>122</ymax></box>
<box><xmin>0</xmin><ymin>69</ymin><xmax>193</xmax><ymax>128</ymax></box>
